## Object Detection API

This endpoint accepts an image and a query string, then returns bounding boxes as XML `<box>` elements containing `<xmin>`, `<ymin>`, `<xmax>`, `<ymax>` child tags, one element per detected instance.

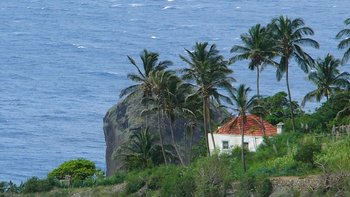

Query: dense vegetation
<box><xmin>1</xmin><ymin>15</ymin><xmax>350</xmax><ymax>196</ymax></box>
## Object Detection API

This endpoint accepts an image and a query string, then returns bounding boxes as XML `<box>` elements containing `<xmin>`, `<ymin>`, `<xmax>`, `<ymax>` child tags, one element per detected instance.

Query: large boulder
<box><xmin>103</xmin><ymin>93</ymin><xmax>228</xmax><ymax>176</ymax></box>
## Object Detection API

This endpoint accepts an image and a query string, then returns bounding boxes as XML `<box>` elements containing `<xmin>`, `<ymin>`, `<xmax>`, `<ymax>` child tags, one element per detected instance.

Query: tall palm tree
<box><xmin>270</xmin><ymin>16</ymin><xmax>320</xmax><ymax>132</ymax></box>
<box><xmin>182</xmin><ymin>94</ymin><xmax>202</xmax><ymax>163</ymax></box>
<box><xmin>119</xmin><ymin>49</ymin><xmax>172</xmax><ymax>100</ymax></box>
<box><xmin>120</xmin><ymin>50</ymin><xmax>172</xmax><ymax>164</ymax></box>
<box><xmin>302</xmin><ymin>54</ymin><xmax>350</xmax><ymax>106</ymax></box>
<box><xmin>231</xmin><ymin>24</ymin><xmax>277</xmax><ymax>134</ymax></box>
<box><xmin>147</xmin><ymin>70</ymin><xmax>185</xmax><ymax>165</ymax></box>
<box><xmin>336</xmin><ymin>18</ymin><xmax>350</xmax><ymax>65</ymax></box>
<box><xmin>229</xmin><ymin>84</ymin><xmax>257</xmax><ymax>172</ymax></box>
<box><xmin>231</xmin><ymin>24</ymin><xmax>276</xmax><ymax>102</ymax></box>
<box><xmin>180</xmin><ymin>42</ymin><xmax>235</xmax><ymax>155</ymax></box>
<box><xmin>162</xmin><ymin>75</ymin><xmax>191</xmax><ymax>165</ymax></box>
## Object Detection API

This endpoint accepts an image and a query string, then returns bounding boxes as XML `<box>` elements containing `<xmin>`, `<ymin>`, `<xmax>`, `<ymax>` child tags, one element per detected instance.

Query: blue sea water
<box><xmin>0</xmin><ymin>0</ymin><xmax>349</xmax><ymax>183</ymax></box>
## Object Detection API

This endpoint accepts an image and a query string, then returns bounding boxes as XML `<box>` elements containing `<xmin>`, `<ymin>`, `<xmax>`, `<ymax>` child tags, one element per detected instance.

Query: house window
<box><xmin>244</xmin><ymin>142</ymin><xmax>249</xmax><ymax>150</ymax></box>
<box><xmin>222</xmin><ymin>141</ymin><xmax>229</xmax><ymax>149</ymax></box>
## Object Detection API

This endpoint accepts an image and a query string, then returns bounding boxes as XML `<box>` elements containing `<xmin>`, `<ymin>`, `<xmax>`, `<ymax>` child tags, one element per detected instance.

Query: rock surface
<box><xmin>103</xmin><ymin>93</ymin><xmax>228</xmax><ymax>176</ymax></box>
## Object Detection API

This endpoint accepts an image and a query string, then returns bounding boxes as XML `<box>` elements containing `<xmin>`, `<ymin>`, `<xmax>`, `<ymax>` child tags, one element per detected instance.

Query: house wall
<box><xmin>208</xmin><ymin>133</ymin><xmax>264</xmax><ymax>154</ymax></box>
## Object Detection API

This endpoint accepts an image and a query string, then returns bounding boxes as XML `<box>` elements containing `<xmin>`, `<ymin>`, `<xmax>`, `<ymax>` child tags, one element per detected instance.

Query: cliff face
<box><xmin>103</xmin><ymin>93</ymin><xmax>228</xmax><ymax>176</ymax></box>
<box><xmin>103</xmin><ymin>93</ymin><xmax>151</xmax><ymax>176</ymax></box>
<box><xmin>103</xmin><ymin>93</ymin><xmax>188</xmax><ymax>176</ymax></box>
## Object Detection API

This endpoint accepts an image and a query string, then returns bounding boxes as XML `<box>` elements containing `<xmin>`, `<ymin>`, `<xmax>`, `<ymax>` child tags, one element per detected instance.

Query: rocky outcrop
<box><xmin>103</xmin><ymin>93</ymin><xmax>228</xmax><ymax>176</ymax></box>
<box><xmin>103</xmin><ymin>93</ymin><xmax>152</xmax><ymax>176</ymax></box>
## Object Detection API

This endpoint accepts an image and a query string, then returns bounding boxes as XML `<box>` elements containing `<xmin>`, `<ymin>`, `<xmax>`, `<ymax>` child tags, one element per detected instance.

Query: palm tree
<box><xmin>147</xmin><ymin>70</ymin><xmax>185</xmax><ymax>165</ymax></box>
<box><xmin>270</xmin><ymin>16</ymin><xmax>319</xmax><ymax>132</ymax></box>
<box><xmin>119</xmin><ymin>127</ymin><xmax>158</xmax><ymax>170</ymax></box>
<box><xmin>231</xmin><ymin>24</ymin><xmax>277</xmax><ymax>134</ymax></box>
<box><xmin>302</xmin><ymin>54</ymin><xmax>350</xmax><ymax>106</ymax></box>
<box><xmin>182</xmin><ymin>94</ymin><xmax>202</xmax><ymax>163</ymax></box>
<box><xmin>336</xmin><ymin>18</ymin><xmax>350</xmax><ymax>65</ymax></box>
<box><xmin>162</xmin><ymin>74</ymin><xmax>190</xmax><ymax>165</ymax></box>
<box><xmin>180</xmin><ymin>42</ymin><xmax>235</xmax><ymax>155</ymax></box>
<box><xmin>119</xmin><ymin>49</ymin><xmax>172</xmax><ymax>100</ymax></box>
<box><xmin>229</xmin><ymin>84</ymin><xmax>257</xmax><ymax>172</ymax></box>
<box><xmin>231</xmin><ymin>24</ymin><xmax>276</xmax><ymax>102</ymax></box>
<box><xmin>120</xmin><ymin>50</ymin><xmax>172</xmax><ymax>164</ymax></box>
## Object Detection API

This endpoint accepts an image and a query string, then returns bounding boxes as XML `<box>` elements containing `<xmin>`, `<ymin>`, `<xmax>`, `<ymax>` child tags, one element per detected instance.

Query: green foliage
<box><xmin>158</xmin><ymin>166</ymin><xmax>195</xmax><ymax>197</ymax></box>
<box><xmin>251</xmin><ymin>91</ymin><xmax>303</xmax><ymax>125</ymax></box>
<box><xmin>119</xmin><ymin>127</ymin><xmax>162</xmax><ymax>170</ymax></box>
<box><xmin>193</xmin><ymin>155</ymin><xmax>231</xmax><ymax>197</ymax></box>
<box><xmin>22</xmin><ymin>177</ymin><xmax>53</xmax><ymax>193</ymax></box>
<box><xmin>124</xmin><ymin>171</ymin><xmax>147</xmax><ymax>194</ymax></box>
<box><xmin>236</xmin><ymin>176</ymin><xmax>272</xmax><ymax>197</ymax></box>
<box><xmin>48</xmin><ymin>159</ymin><xmax>97</xmax><ymax>181</ymax></box>
<box><xmin>95</xmin><ymin>171</ymin><xmax>126</xmax><ymax>186</ymax></box>
<box><xmin>296</xmin><ymin>91</ymin><xmax>350</xmax><ymax>133</ymax></box>
<box><xmin>316</xmin><ymin>136</ymin><xmax>350</xmax><ymax>172</ymax></box>
<box><xmin>294</xmin><ymin>139</ymin><xmax>321</xmax><ymax>166</ymax></box>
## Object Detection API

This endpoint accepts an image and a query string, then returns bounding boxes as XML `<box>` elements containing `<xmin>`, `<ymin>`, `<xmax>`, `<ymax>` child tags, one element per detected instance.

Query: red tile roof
<box><xmin>216</xmin><ymin>114</ymin><xmax>277</xmax><ymax>136</ymax></box>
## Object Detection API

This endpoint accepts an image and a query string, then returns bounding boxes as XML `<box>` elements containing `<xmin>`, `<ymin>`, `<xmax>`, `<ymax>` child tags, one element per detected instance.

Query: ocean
<box><xmin>0</xmin><ymin>0</ymin><xmax>349</xmax><ymax>183</ymax></box>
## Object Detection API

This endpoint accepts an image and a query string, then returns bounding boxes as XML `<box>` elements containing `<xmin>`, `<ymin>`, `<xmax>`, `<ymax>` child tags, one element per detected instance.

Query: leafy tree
<box><xmin>48</xmin><ymin>159</ymin><xmax>96</xmax><ymax>181</ymax></box>
<box><xmin>229</xmin><ymin>84</ymin><xmax>257</xmax><ymax>172</ymax></box>
<box><xmin>251</xmin><ymin>91</ymin><xmax>303</xmax><ymax>125</ymax></box>
<box><xmin>270</xmin><ymin>16</ymin><xmax>319</xmax><ymax>132</ymax></box>
<box><xmin>181</xmin><ymin>42</ymin><xmax>235</xmax><ymax>154</ymax></box>
<box><xmin>302</xmin><ymin>54</ymin><xmax>350</xmax><ymax>106</ymax></box>
<box><xmin>336</xmin><ymin>18</ymin><xmax>350</xmax><ymax>65</ymax></box>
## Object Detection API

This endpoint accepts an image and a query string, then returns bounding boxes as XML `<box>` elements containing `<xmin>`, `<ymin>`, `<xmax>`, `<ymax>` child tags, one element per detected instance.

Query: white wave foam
<box><xmin>167</xmin><ymin>0</ymin><xmax>174</xmax><ymax>1</ymax></box>
<box><xmin>163</xmin><ymin>6</ymin><xmax>173</xmax><ymax>10</ymax></box>
<box><xmin>236</xmin><ymin>6</ymin><xmax>241</xmax><ymax>9</ymax></box>
<box><xmin>73</xmin><ymin>44</ymin><xmax>86</xmax><ymax>49</ymax></box>
<box><xmin>129</xmin><ymin>3</ymin><xmax>143</xmax><ymax>7</ymax></box>
<box><xmin>151</xmin><ymin>36</ymin><xmax>157</xmax><ymax>39</ymax></box>
<box><xmin>110</xmin><ymin>4</ymin><xmax>121</xmax><ymax>8</ymax></box>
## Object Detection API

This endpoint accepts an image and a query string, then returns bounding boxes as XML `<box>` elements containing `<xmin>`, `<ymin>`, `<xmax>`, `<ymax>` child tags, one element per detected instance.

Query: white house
<box><xmin>208</xmin><ymin>114</ymin><xmax>283</xmax><ymax>154</ymax></box>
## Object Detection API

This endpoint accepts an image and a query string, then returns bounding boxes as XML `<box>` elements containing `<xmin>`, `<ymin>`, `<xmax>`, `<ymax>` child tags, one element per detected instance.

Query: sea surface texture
<box><xmin>0</xmin><ymin>0</ymin><xmax>349</xmax><ymax>183</ymax></box>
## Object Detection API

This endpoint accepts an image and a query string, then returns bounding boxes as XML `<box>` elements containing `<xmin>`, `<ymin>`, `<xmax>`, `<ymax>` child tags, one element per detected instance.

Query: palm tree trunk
<box><xmin>257</xmin><ymin>66</ymin><xmax>260</xmax><ymax>100</ymax></box>
<box><xmin>167</xmin><ymin>116</ymin><xmax>184</xmax><ymax>165</ymax></box>
<box><xmin>158</xmin><ymin>108</ymin><xmax>167</xmax><ymax>165</ymax></box>
<box><xmin>207</xmin><ymin>98</ymin><xmax>216</xmax><ymax>151</ymax></box>
<box><xmin>257</xmin><ymin>66</ymin><xmax>265</xmax><ymax>135</ymax></box>
<box><xmin>184</xmin><ymin>125</ymin><xmax>188</xmax><ymax>164</ymax></box>
<box><xmin>241</xmin><ymin>116</ymin><xmax>247</xmax><ymax>173</ymax></box>
<box><xmin>189</xmin><ymin>125</ymin><xmax>194</xmax><ymax>163</ymax></box>
<box><xmin>203</xmin><ymin>96</ymin><xmax>210</xmax><ymax>156</ymax></box>
<box><xmin>286</xmin><ymin>66</ymin><xmax>296</xmax><ymax>132</ymax></box>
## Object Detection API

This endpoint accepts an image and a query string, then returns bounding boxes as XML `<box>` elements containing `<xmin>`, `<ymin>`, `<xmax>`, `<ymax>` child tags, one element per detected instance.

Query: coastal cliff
<box><xmin>103</xmin><ymin>93</ymin><xmax>228</xmax><ymax>176</ymax></box>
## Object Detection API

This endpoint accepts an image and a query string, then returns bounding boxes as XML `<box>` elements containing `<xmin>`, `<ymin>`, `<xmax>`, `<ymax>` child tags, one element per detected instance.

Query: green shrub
<box><xmin>22</xmin><ymin>177</ymin><xmax>53</xmax><ymax>193</ymax></box>
<box><xmin>193</xmin><ymin>155</ymin><xmax>231</xmax><ymax>197</ymax></box>
<box><xmin>48</xmin><ymin>159</ymin><xmax>96</xmax><ymax>181</ymax></box>
<box><xmin>159</xmin><ymin>167</ymin><xmax>195</xmax><ymax>197</ymax></box>
<box><xmin>294</xmin><ymin>141</ymin><xmax>321</xmax><ymax>166</ymax></box>
<box><xmin>316</xmin><ymin>136</ymin><xmax>350</xmax><ymax>172</ymax></box>
<box><xmin>125</xmin><ymin>171</ymin><xmax>147</xmax><ymax>194</ymax></box>
<box><xmin>236</xmin><ymin>175</ymin><xmax>272</xmax><ymax>197</ymax></box>
<box><xmin>95</xmin><ymin>171</ymin><xmax>126</xmax><ymax>186</ymax></box>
